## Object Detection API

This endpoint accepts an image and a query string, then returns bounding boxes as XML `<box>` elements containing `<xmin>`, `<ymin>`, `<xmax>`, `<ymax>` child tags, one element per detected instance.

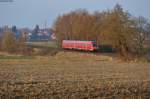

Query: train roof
<box><xmin>62</xmin><ymin>40</ymin><xmax>96</xmax><ymax>43</ymax></box>
<box><xmin>63</xmin><ymin>40</ymin><xmax>96</xmax><ymax>42</ymax></box>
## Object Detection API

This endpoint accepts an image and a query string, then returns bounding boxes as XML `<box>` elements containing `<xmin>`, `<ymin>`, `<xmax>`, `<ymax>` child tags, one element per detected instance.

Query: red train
<box><xmin>62</xmin><ymin>40</ymin><xmax>98</xmax><ymax>51</ymax></box>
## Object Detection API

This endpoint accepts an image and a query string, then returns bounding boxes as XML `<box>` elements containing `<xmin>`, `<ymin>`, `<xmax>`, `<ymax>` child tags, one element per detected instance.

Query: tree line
<box><xmin>52</xmin><ymin>4</ymin><xmax>150</xmax><ymax>58</ymax></box>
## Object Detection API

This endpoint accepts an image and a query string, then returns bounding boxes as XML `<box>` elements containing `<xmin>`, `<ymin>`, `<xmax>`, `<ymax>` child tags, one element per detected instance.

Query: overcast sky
<box><xmin>0</xmin><ymin>0</ymin><xmax>150</xmax><ymax>29</ymax></box>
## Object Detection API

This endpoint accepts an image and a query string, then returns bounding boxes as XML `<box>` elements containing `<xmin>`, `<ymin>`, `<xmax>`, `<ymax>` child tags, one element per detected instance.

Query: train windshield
<box><xmin>92</xmin><ymin>42</ymin><xmax>97</xmax><ymax>47</ymax></box>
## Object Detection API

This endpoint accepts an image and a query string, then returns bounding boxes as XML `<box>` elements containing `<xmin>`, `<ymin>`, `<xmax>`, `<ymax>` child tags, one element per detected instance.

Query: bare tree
<box><xmin>133</xmin><ymin>16</ymin><xmax>149</xmax><ymax>55</ymax></box>
<box><xmin>1</xmin><ymin>31</ymin><xmax>17</xmax><ymax>53</ymax></box>
<box><xmin>52</xmin><ymin>4</ymin><xmax>149</xmax><ymax>59</ymax></box>
<box><xmin>53</xmin><ymin>9</ymin><xmax>97</xmax><ymax>41</ymax></box>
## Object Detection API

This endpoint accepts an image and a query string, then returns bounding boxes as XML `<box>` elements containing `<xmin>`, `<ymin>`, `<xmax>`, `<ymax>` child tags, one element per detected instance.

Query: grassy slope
<box><xmin>26</xmin><ymin>41</ymin><xmax>59</xmax><ymax>48</ymax></box>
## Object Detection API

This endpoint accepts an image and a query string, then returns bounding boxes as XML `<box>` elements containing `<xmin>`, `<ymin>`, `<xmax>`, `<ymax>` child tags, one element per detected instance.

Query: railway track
<box><xmin>61</xmin><ymin>48</ymin><xmax>98</xmax><ymax>53</ymax></box>
<box><xmin>60</xmin><ymin>49</ymin><xmax>113</xmax><ymax>57</ymax></box>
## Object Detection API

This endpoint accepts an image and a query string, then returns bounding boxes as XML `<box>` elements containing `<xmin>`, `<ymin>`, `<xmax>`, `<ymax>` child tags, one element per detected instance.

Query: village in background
<box><xmin>0</xmin><ymin>25</ymin><xmax>56</xmax><ymax>42</ymax></box>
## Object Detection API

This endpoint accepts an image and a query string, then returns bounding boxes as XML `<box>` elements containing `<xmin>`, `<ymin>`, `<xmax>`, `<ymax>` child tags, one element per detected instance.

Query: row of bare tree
<box><xmin>52</xmin><ymin>4</ymin><xmax>150</xmax><ymax>58</ymax></box>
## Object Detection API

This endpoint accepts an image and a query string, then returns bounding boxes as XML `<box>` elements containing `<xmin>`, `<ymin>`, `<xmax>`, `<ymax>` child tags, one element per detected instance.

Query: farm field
<box><xmin>0</xmin><ymin>52</ymin><xmax>150</xmax><ymax>98</ymax></box>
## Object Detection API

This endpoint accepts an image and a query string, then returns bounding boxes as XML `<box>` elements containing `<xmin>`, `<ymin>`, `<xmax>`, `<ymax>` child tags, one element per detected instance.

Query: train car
<box><xmin>62</xmin><ymin>40</ymin><xmax>98</xmax><ymax>51</ymax></box>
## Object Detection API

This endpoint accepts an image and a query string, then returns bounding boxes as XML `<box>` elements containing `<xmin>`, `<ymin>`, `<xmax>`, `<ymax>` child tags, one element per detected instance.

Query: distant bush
<box><xmin>32</xmin><ymin>47</ymin><xmax>58</xmax><ymax>56</ymax></box>
<box><xmin>0</xmin><ymin>31</ymin><xmax>33</xmax><ymax>55</ymax></box>
<box><xmin>16</xmin><ymin>33</ymin><xmax>29</xmax><ymax>55</ymax></box>
<box><xmin>1</xmin><ymin>31</ymin><xmax>17</xmax><ymax>53</ymax></box>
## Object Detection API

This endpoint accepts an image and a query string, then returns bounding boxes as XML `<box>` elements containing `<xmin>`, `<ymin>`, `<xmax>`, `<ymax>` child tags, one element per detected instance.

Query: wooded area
<box><xmin>52</xmin><ymin>4</ymin><xmax>150</xmax><ymax>58</ymax></box>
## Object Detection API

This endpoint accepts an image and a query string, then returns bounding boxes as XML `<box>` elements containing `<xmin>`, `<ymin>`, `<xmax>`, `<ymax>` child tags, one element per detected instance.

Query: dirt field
<box><xmin>0</xmin><ymin>52</ymin><xmax>150</xmax><ymax>98</ymax></box>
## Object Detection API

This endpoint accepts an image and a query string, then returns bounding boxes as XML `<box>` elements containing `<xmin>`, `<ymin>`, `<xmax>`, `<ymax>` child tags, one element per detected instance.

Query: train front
<box><xmin>92</xmin><ymin>41</ymin><xmax>99</xmax><ymax>51</ymax></box>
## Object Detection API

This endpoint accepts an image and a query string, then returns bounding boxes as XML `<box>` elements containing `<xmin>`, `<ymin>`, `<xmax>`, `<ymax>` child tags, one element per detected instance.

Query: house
<box><xmin>29</xmin><ymin>29</ymin><xmax>52</xmax><ymax>42</ymax></box>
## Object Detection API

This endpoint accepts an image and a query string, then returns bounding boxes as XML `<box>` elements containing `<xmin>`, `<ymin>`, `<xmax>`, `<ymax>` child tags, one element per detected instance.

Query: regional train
<box><xmin>62</xmin><ymin>40</ymin><xmax>98</xmax><ymax>51</ymax></box>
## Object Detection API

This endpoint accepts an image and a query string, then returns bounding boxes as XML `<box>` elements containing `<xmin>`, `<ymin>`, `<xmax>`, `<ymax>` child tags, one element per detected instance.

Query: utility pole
<box><xmin>44</xmin><ymin>20</ymin><xmax>47</xmax><ymax>29</ymax></box>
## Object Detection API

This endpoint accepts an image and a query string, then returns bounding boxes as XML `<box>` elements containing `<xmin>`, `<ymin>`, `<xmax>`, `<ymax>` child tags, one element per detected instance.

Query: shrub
<box><xmin>32</xmin><ymin>47</ymin><xmax>58</xmax><ymax>56</ymax></box>
<box><xmin>1</xmin><ymin>31</ymin><xmax>17</xmax><ymax>53</ymax></box>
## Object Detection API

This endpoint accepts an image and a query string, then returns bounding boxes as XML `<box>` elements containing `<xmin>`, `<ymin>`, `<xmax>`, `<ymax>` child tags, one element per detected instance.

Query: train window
<box><xmin>92</xmin><ymin>42</ymin><xmax>97</xmax><ymax>47</ymax></box>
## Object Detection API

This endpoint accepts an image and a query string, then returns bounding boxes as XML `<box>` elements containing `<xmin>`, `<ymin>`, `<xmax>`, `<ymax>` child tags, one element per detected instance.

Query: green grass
<box><xmin>26</xmin><ymin>41</ymin><xmax>59</xmax><ymax>48</ymax></box>
<box><xmin>144</xmin><ymin>47</ymin><xmax>150</xmax><ymax>53</ymax></box>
